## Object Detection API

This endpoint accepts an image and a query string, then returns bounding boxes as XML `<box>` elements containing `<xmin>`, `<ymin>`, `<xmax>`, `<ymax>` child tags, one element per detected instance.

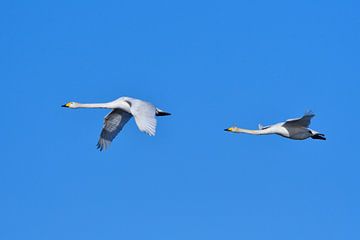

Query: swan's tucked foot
<box><xmin>156</xmin><ymin>109</ymin><xmax>171</xmax><ymax>116</ymax></box>
<box><xmin>311</xmin><ymin>133</ymin><xmax>326</xmax><ymax>140</ymax></box>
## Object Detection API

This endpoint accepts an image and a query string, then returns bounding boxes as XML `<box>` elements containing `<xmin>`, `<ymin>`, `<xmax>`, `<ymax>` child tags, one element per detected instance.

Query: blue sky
<box><xmin>1</xmin><ymin>0</ymin><xmax>359</xmax><ymax>239</ymax></box>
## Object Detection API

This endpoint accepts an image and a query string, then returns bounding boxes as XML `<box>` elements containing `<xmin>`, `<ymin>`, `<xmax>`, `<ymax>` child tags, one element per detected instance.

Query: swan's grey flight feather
<box><xmin>97</xmin><ymin>109</ymin><xmax>132</xmax><ymax>151</ymax></box>
<box><xmin>283</xmin><ymin>111</ymin><xmax>315</xmax><ymax>128</ymax></box>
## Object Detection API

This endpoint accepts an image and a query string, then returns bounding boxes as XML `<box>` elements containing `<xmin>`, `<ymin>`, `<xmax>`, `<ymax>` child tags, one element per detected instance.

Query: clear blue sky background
<box><xmin>1</xmin><ymin>0</ymin><xmax>359</xmax><ymax>239</ymax></box>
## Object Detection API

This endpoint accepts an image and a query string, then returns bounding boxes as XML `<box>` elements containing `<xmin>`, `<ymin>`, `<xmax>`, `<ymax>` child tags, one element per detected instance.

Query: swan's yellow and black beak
<box><xmin>224</xmin><ymin>127</ymin><xmax>233</xmax><ymax>132</ymax></box>
<box><xmin>61</xmin><ymin>102</ymin><xmax>71</xmax><ymax>108</ymax></box>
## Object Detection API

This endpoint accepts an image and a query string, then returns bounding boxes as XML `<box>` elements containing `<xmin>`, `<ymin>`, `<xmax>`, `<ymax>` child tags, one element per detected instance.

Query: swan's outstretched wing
<box><xmin>283</xmin><ymin>111</ymin><xmax>315</xmax><ymax>128</ymax></box>
<box><xmin>97</xmin><ymin>109</ymin><xmax>132</xmax><ymax>151</ymax></box>
<box><xmin>128</xmin><ymin>99</ymin><xmax>157</xmax><ymax>136</ymax></box>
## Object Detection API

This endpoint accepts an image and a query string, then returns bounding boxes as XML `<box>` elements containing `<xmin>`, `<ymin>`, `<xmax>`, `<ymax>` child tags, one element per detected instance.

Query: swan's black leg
<box><xmin>311</xmin><ymin>134</ymin><xmax>326</xmax><ymax>140</ymax></box>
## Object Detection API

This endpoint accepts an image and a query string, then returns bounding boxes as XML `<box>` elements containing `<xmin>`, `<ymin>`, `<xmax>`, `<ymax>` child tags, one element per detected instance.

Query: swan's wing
<box><xmin>97</xmin><ymin>109</ymin><xmax>132</xmax><ymax>151</ymax></box>
<box><xmin>258</xmin><ymin>124</ymin><xmax>271</xmax><ymax>130</ymax></box>
<box><xmin>128</xmin><ymin>99</ymin><xmax>157</xmax><ymax>136</ymax></box>
<box><xmin>283</xmin><ymin>111</ymin><xmax>315</xmax><ymax>128</ymax></box>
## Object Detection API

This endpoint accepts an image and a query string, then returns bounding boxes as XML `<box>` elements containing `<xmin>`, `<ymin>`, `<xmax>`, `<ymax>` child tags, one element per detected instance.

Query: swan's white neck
<box><xmin>74</xmin><ymin>102</ymin><xmax>114</xmax><ymax>109</ymax></box>
<box><xmin>232</xmin><ymin>127</ymin><xmax>274</xmax><ymax>135</ymax></box>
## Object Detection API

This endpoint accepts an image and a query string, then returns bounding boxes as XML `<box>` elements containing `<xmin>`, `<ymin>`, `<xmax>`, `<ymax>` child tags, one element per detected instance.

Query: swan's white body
<box><xmin>62</xmin><ymin>97</ymin><xmax>170</xmax><ymax>151</ymax></box>
<box><xmin>225</xmin><ymin>112</ymin><xmax>326</xmax><ymax>140</ymax></box>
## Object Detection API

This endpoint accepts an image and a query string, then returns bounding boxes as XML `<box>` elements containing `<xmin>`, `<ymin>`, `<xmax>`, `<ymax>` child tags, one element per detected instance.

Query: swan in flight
<box><xmin>225</xmin><ymin>112</ymin><xmax>326</xmax><ymax>140</ymax></box>
<box><xmin>62</xmin><ymin>97</ymin><xmax>171</xmax><ymax>151</ymax></box>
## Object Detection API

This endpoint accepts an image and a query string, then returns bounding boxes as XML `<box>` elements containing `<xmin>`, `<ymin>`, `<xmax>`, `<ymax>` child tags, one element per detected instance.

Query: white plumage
<box><xmin>225</xmin><ymin>112</ymin><xmax>326</xmax><ymax>140</ymax></box>
<box><xmin>62</xmin><ymin>97</ymin><xmax>171</xmax><ymax>151</ymax></box>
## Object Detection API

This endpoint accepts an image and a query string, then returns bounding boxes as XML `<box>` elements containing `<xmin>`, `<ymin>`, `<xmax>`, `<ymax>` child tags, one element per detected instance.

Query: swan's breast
<box><xmin>273</xmin><ymin>126</ymin><xmax>291</xmax><ymax>138</ymax></box>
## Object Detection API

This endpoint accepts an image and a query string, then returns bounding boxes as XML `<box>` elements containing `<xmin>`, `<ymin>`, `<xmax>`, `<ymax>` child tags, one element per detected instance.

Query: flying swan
<box><xmin>62</xmin><ymin>97</ymin><xmax>171</xmax><ymax>151</ymax></box>
<box><xmin>225</xmin><ymin>112</ymin><xmax>326</xmax><ymax>140</ymax></box>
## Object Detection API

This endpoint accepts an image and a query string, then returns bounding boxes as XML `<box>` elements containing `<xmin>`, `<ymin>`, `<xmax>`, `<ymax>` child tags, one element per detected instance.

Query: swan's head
<box><xmin>61</xmin><ymin>102</ymin><xmax>78</xmax><ymax>108</ymax></box>
<box><xmin>224</xmin><ymin>126</ymin><xmax>240</xmax><ymax>133</ymax></box>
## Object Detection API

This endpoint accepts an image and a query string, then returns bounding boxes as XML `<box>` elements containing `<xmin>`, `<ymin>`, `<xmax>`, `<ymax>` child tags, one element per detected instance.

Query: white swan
<box><xmin>225</xmin><ymin>112</ymin><xmax>326</xmax><ymax>140</ymax></box>
<box><xmin>62</xmin><ymin>97</ymin><xmax>171</xmax><ymax>151</ymax></box>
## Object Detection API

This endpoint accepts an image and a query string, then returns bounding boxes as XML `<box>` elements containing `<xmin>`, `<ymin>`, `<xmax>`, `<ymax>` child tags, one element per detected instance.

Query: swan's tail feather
<box><xmin>156</xmin><ymin>108</ymin><xmax>171</xmax><ymax>116</ymax></box>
